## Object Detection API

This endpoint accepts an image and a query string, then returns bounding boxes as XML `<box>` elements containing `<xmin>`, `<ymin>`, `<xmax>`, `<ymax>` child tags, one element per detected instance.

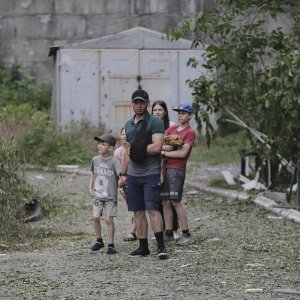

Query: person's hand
<box><xmin>118</xmin><ymin>175</ymin><xmax>127</xmax><ymax>187</ymax></box>
<box><xmin>125</xmin><ymin>145</ymin><xmax>131</xmax><ymax>157</ymax></box>
<box><xmin>164</xmin><ymin>145</ymin><xmax>174</xmax><ymax>152</ymax></box>
<box><xmin>118</xmin><ymin>188</ymin><xmax>126</xmax><ymax>199</ymax></box>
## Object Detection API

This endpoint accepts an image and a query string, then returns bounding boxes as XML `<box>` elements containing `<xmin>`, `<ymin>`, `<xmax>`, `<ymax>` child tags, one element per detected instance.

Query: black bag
<box><xmin>130</xmin><ymin>118</ymin><xmax>149</xmax><ymax>164</ymax></box>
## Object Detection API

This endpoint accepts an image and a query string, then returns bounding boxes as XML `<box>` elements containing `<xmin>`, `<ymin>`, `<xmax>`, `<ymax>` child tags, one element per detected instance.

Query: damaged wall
<box><xmin>0</xmin><ymin>0</ymin><xmax>215</xmax><ymax>83</ymax></box>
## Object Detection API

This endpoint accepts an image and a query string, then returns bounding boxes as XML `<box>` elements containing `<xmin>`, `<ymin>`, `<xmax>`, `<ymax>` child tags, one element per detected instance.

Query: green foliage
<box><xmin>0</xmin><ymin>132</ymin><xmax>33</xmax><ymax>241</ymax></box>
<box><xmin>1</xmin><ymin>105</ymin><xmax>97</xmax><ymax>168</ymax></box>
<box><xmin>190</xmin><ymin>131</ymin><xmax>250</xmax><ymax>165</ymax></box>
<box><xmin>169</xmin><ymin>0</ymin><xmax>300</xmax><ymax>166</ymax></box>
<box><xmin>0</xmin><ymin>59</ymin><xmax>51</xmax><ymax>111</ymax></box>
<box><xmin>19</xmin><ymin>115</ymin><xmax>95</xmax><ymax>167</ymax></box>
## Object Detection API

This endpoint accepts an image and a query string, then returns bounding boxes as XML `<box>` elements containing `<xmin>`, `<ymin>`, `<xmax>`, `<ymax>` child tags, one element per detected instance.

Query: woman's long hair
<box><xmin>151</xmin><ymin>100</ymin><xmax>170</xmax><ymax>130</ymax></box>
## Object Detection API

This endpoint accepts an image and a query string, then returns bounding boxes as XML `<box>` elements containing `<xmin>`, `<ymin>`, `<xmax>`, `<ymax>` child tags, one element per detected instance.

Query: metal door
<box><xmin>101</xmin><ymin>49</ymin><xmax>179</xmax><ymax>135</ymax></box>
<box><xmin>100</xmin><ymin>49</ymin><xmax>139</xmax><ymax>135</ymax></box>
<box><xmin>139</xmin><ymin>50</ymin><xmax>178</xmax><ymax>108</ymax></box>
<box><xmin>59</xmin><ymin>49</ymin><xmax>100</xmax><ymax>129</ymax></box>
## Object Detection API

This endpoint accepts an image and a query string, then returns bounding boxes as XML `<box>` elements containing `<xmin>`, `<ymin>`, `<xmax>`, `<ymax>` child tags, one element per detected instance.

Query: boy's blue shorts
<box><xmin>126</xmin><ymin>174</ymin><xmax>161</xmax><ymax>212</ymax></box>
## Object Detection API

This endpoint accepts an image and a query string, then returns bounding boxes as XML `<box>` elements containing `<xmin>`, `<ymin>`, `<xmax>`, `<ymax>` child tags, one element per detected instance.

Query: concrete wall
<box><xmin>0</xmin><ymin>0</ymin><xmax>215</xmax><ymax>84</ymax></box>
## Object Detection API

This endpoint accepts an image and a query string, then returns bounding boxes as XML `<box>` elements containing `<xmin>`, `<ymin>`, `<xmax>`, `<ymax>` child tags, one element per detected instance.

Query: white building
<box><xmin>49</xmin><ymin>27</ymin><xmax>206</xmax><ymax>135</ymax></box>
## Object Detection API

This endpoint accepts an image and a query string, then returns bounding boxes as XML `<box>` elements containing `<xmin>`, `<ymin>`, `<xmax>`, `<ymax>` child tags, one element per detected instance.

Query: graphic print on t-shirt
<box><xmin>91</xmin><ymin>156</ymin><xmax>122</xmax><ymax>201</ymax></box>
<box><xmin>94</xmin><ymin>175</ymin><xmax>108</xmax><ymax>198</ymax></box>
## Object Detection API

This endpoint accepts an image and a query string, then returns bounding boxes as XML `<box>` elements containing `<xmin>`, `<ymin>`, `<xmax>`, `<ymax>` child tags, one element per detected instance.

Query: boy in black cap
<box><xmin>89</xmin><ymin>133</ymin><xmax>122</xmax><ymax>254</ymax></box>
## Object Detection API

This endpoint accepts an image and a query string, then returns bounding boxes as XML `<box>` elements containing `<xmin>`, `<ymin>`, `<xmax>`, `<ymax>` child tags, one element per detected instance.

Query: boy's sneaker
<box><xmin>176</xmin><ymin>233</ymin><xmax>192</xmax><ymax>245</ymax></box>
<box><xmin>90</xmin><ymin>241</ymin><xmax>104</xmax><ymax>252</ymax></box>
<box><xmin>157</xmin><ymin>247</ymin><xmax>169</xmax><ymax>259</ymax></box>
<box><xmin>128</xmin><ymin>247</ymin><xmax>150</xmax><ymax>257</ymax></box>
<box><xmin>173</xmin><ymin>231</ymin><xmax>181</xmax><ymax>241</ymax></box>
<box><xmin>163</xmin><ymin>233</ymin><xmax>175</xmax><ymax>243</ymax></box>
<box><xmin>107</xmin><ymin>246</ymin><xmax>116</xmax><ymax>255</ymax></box>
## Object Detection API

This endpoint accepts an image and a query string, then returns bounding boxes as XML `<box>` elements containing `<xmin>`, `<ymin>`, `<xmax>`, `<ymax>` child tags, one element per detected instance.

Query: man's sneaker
<box><xmin>176</xmin><ymin>233</ymin><xmax>192</xmax><ymax>245</ymax></box>
<box><xmin>128</xmin><ymin>247</ymin><xmax>150</xmax><ymax>257</ymax></box>
<box><xmin>157</xmin><ymin>247</ymin><xmax>169</xmax><ymax>259</ymax></box>
<box><xmin>107</xmin><ymin>246</ymin><xmax>116</xmax><ymax>255</ymax></box>
<box><xmin>90</xmin><ymin>241</ymin><xmax>104</xmax><ymax>252</ymax></box>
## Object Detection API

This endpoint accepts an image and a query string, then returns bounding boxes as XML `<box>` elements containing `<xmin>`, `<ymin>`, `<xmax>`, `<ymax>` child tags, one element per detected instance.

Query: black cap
<box><xmin>94</xmin><ymin>134</ymin><xmax>116</xmax><ymax>147</ymax></box>
<box><xmin>131</xmin><ymin>89</ymin><xmax>149</xmax><ymax>102</ymax></box>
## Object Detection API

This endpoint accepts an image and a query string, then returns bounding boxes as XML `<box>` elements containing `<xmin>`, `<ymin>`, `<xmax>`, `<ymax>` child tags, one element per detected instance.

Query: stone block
<box><xmin>54</xmin><ymin>0</ymin><xmax>130</xmax><ymax>15</ymax></box>
<box><xmin>6</xmin><ymin>39</ymin><xmax>50</xmax><ymax>64</ymax></box>
<box><xmin>1</xmin><ymin>0</ymin><xmax>55</xmax><ymax>15</ymax></box>
<box><xmin>86</xmin><ymin>16</ymin><xmax>131</xmax><ymax>38</ymax></box>
<box><xmin>134</xmin><ymin>0</ymin><xmax>159</xmax><ymax>14</ymax></box>
<box><xmin>0</xmin><ymin>1</ymin><xmax>15</xmax><ymax>15</ymax></box>
<box><xmin>0</xmin><ymin>17</ymin><xmax>17</xmax><ymax>38</ymax></box>
<box><xmin>147</xmin><ymin>14</ymin><xmax>181</xmax><ymax>33</ymax></box>
<box><xmin>50</xmin><ymin>15</ymin><xmax>87</xmax><ymax>39</ymax></box>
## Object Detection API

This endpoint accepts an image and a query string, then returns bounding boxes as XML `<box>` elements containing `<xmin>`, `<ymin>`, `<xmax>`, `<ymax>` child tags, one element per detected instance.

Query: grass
<box><xmin>188</xmin><ymin>130</ymin><xmax>251</xmax><ymax>189</ymax></box>
<box><xmin>208</xmin><ymin>177</ymin><xmax>243</xmax><ymax>191</ymax></box>
<box><xmin>190</xmin><ymin>130</ymin><xmax>250</xmax><ymax>166</ymax></box>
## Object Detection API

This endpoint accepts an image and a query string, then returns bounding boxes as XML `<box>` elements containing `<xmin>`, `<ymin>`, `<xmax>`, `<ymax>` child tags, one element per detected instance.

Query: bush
<box><xmin>0</xmin><ymin>131</ymin><xmax>33</xmax><ymax>243</ymax></box>
<box><xmin>0</xmin><ymin>103</ymin><xmax>97</xmax><ymax>167</ymax></box>
<box><xmin>19</xmin><ymin>115</ymin><xmax>96</xmax><ymax>167</ymax></box>
<box><xmin>0</xmin><ymin>60</ymin><xmax>51</xmax><ymax>111</ymax></box>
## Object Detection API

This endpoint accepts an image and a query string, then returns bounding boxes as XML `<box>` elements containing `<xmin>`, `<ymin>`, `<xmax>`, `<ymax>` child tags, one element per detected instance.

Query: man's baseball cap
<box><xmin>131</xmin><ymin>89</ymin><xmax>149</xmax><ymax>102</ymax></box>
<box><xmin>94</xmin><ymin>134</ymin><xmax>116</xmax><ymax>147</ymax></box>
<box><xmin>172</xmin><ymin>103</ymin><xmax>195</xmax><ymax>114</ymax></box>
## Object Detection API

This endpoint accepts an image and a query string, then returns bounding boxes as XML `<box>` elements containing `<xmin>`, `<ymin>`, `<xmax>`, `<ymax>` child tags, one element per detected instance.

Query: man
<box><xmin>161</xmin><ymin>103</ymin><xmax>196</xmax><ymax>245</ymax></box>
<box><xmin>124</xmin><ymin>89</ymin><xmax>169</xmax><ymax>259</ymax></box>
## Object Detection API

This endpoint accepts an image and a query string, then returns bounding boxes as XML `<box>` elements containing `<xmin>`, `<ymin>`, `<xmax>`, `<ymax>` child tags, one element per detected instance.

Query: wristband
<box><xmin>161</xmin><ymin>150</ymin><xmax>165</xmax><ymax>157</ymax></box>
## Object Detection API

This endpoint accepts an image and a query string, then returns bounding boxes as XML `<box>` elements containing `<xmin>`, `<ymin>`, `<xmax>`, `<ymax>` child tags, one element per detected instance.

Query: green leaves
<box><xmin>170</xmin><ymin>0</ymin><xmax>300</xmax><ymax>165</ymax></box>
<box><xmin>0</xmin><ymin>59</ymin><xmax>51</xmax><ymax>111</ymax></box>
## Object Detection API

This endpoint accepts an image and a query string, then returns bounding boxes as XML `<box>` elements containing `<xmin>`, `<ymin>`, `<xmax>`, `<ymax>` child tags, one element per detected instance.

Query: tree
<box><xmin>169</xmin><ymin>0</ymin><xmax>300</xmax><ymax>170</ymax></box>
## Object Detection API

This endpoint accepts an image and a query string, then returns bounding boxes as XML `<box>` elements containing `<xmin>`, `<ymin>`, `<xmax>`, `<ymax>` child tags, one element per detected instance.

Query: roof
<box><xmin>49</xmin><ymin>27</ymin><xmax>194</xmax><ymax>56</ymax></box>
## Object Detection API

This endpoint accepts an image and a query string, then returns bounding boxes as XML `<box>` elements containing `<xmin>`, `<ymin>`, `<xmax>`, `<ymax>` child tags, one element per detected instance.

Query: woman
<box><xmin>152</xmin><ymin>100</ymin><xmax>175</xmax><ymax>129</ymax></box>
<box><xmin>151</xmin><ymin>100</ymin><xmax>179</xmax><ymax>240</ymax></box>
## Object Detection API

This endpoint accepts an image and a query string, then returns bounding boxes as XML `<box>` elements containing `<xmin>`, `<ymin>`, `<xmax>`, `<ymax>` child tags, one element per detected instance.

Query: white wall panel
<box><xmin>59</xmin><ymin>49</ymin><xmax>100</xmax><ymax>129</ymax></box>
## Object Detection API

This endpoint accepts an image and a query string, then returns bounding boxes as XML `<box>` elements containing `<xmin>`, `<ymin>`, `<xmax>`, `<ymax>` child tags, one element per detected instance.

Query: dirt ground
<box><xmin>0</xmin><ymin>167</ymin><xmax>300</xmax><ymax>300</ymax></box>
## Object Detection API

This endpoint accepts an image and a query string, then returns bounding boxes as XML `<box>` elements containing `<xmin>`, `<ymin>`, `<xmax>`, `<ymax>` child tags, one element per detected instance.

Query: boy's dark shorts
<box><xmin>126</xmin><ymin>174</ymin><xmax>161</xmax><ymax>211</ymax></box>
<box><xmin>161</xmin><ymin>168</ymin><xmax>185</xmax><ymax>201</ymax></box>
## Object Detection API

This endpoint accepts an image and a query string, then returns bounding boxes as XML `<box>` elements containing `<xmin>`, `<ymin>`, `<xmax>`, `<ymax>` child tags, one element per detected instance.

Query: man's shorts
<box><xmin>92</xmin><ymin>199</ymin><xmax>117</xmax><ymax>217</ymax></box>
<box><xmin>126</xmin><ymin>174</ymin><xmax>161</xmax><ymax>212</ymax></box>
<box><xmin>161</xmin><ymin>168</ymin><xmax>185</xmax><ymax>202</ymax></box>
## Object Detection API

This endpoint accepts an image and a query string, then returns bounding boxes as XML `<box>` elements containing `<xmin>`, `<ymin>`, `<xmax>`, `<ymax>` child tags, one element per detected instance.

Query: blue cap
<box><xmin>172</xmin><ymin>103</ymin><xmax>194</xmax><ymax>113</ymax></box>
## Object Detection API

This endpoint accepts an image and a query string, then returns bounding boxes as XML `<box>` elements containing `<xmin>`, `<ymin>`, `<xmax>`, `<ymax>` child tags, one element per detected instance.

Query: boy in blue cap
<box><xmin>161</xmin><ymin>103</ymin><xmax>196</xmax><ymax>245</ymax></box>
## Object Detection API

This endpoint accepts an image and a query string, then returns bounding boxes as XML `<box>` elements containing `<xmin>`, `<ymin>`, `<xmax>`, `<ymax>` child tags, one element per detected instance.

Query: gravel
<box><xmin>0</xmin><ymin>168</ymin><xmax>299</xmax><ymax>300</ymax></box>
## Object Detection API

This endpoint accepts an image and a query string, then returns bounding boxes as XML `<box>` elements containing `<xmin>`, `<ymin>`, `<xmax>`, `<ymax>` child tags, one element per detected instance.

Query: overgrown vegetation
<box><xmin>0</xmin><ymin>60</ymin><xmax>99</xmax><ymax>167</ymax></box>
<box><xmin>0</xmin><ymin>132</ymin><xmax>33</xmax><ymax>243</ymax></box>
<box><xmin>0</xmin><ymin>61</ymin><xmax>100</xmax><ymax>244</ymax></box>
<box><xmin>0</xmin><ymin>60</ymin><xmax>51</xmax><ymax>111</ymax></box>
<box><xmin>169</xmin><ymin>0</ymin><xmax>300</xmax><ymax>171</ymax></box>
<box><xmin>190</xmin><ymin>130</ymin><xmax>250</xmax><ymax>166</ymax></box>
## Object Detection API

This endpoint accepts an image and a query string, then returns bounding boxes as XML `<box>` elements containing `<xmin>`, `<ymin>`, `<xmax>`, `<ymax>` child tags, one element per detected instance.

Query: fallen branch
<box><xmin>224</xmin><ymin>109</ymin><xmax>295</xmax><ymax>174</ymax></box>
